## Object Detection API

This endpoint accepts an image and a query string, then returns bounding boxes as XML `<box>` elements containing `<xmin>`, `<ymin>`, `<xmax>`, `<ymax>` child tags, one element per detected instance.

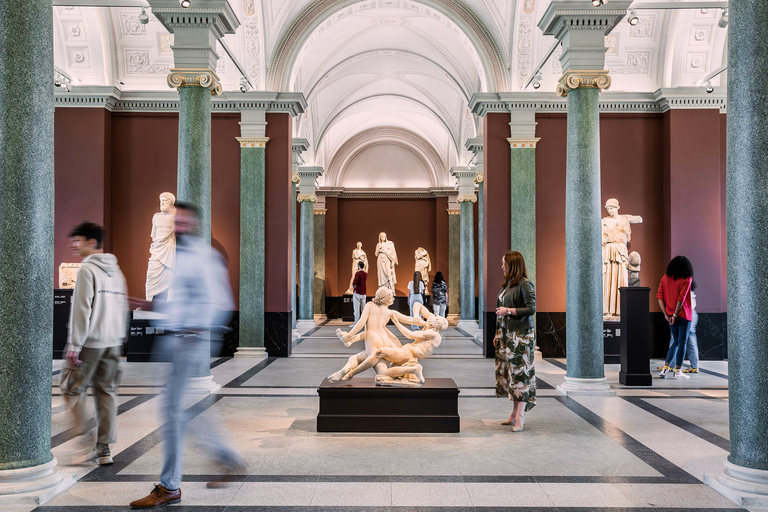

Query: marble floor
<box><xmin>17</xmin><ymin>321</ymin><xmax>756</xmax><ymax>511</ymax></box>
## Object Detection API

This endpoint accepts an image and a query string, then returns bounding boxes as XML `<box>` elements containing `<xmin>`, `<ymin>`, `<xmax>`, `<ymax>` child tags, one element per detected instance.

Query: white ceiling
<box><xmin>54</xmin><ymin>0</ymin><xmax>729</xmax><ymax>189</ymax></box>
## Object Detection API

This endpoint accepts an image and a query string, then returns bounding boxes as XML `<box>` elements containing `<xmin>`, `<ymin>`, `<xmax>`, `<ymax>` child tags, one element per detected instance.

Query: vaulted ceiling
<box><xmin>54</xmin><ymin>0</ymin><xmax>729</xmax><ymax>189</ymax></box>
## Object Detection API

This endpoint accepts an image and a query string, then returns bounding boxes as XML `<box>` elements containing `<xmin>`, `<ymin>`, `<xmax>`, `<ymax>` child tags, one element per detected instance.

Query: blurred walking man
<box><xmin>131</xmin><ymin>203</ymin><xmax>246</xmax><ymax>509</ymax></box>
<box><xmin>60</xmin><ymin>221</ymin><xmax>128</xmax><ymax>465</ymax></box>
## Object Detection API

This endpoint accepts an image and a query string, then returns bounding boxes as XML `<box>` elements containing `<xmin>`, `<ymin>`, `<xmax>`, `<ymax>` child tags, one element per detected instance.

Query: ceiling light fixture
<box><xmin>705</xmin><ymin>80</ymin><xmax>714</xmax><ymax>93</ymax></box>
<box><xmin>139</xmin><ymin>7</ymin><xmax>149</xmax><ymax>24</ymax></box>
<box><xmin>592</xmin><ymin>0</ymin><xmax>605</xmax><ymax>6</ymax></box>
<box><xmin>717</xmin><ymin>8</ymin><xmax>728</xmax><ymax>28</ymax></box>
<box><xmin>532</xmin><ymin>72</ymin><xmax>543</xmax><ymax>90</ymax></box>
<box><xmin>239</xmin><ymin>76</ymin><xmax>250</xmax><ymax>93</ymax></box>
<box><xmin>628</xmin><ymin>9</ymin><xmax>639</xmax><ymax>25</ymax></box>
<box><xmin>179</xmin><ymin>0</ymin><xmax>190</xmax><ymax>7</ymax></box>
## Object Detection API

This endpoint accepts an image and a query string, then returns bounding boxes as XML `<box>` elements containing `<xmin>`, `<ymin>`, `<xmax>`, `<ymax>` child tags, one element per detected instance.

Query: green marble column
<box><xmin>177</xmin><ymin>85</ymin><xmax>212</xmax><ymax>243</ymax></box>
<box><xmin>459</xmin><ymin>200</ymin><xmax>476</xmax><ymax>320</ymax></box>
<box><xmin>510</xmin><ymin>145</ymin><xmax>537</xmax><ymax>285</ymax></box>
<box><xmin>477</xmin><ymin>179</ymin><xmax>485</xmax><ymax>330</ymax></box>
<box><xmin>563</xmin><ymin>86</ymin><xmax>607</xmax><ymax>387</ymax></box>
<box><xmin>238</xmin><ymin>141</ymin><xmax>267</xmax><ymax>356</ymax></box>
<box><xmin>291</xmin><ymin>176</ymin><xmax>299</xmax><ymax>330</ymax></box>
<box><xmin>313</xmin><ymin>210</ymin><xmax>326</xmax><ymax>316</ymax></box>
<box><xmin>0</xmin><ymin>0</ymin><xmax>60</xmax><ymax>488</ymax></box>
<box><xmin>704</xmin><ymin>0</ymin><xmax>768</xmax><ymax>503</ymax></box>
<box><xmin>448</xmin><ymin>211</ymin><xmax>461</xmax><ymax>316</ymax></box>
<box><xmin>298</xmin><ymin>200</ymin><xmax>314</xmax><ymax>320</ymax></box>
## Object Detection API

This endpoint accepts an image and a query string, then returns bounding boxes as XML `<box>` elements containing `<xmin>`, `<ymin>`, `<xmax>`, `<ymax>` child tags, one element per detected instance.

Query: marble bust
<box><xmin>374</xmin><ymin>232</ymin><xmax>398</xmax><ymax>293</ymax></box>
<box><xmin>344</xmin><ymin>242</ymin><xmax>368</xmax><ymax>295</ymax></box>
<box><xmin>145</xmin><ymin>192</ymin><xmax>176</xmax><ymax>301</ymax></box>
<box><xmin>602</xmin><ymin>198</ymin><xmax>642</xmax><ymax>319</ymax></box>
<box><xmin>414</xmin><ymin>247</ymin><xmax>431</xmax><ymax>288</ymax></box>
<box><xmin>627</xmin><ymin>251</ymin><xmax>641</xmax><ymax>287</ymax></box>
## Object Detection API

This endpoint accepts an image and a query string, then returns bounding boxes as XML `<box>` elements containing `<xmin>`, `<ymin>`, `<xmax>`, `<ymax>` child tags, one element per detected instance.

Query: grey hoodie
<box><xmin>65</xmin><ymin>253</ymin><xmax>129</xmax><ymax>353</ymax></box>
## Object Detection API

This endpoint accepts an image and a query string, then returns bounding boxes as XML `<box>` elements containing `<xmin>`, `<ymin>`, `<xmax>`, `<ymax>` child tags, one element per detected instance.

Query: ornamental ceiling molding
<box><xmin>266</xmin><ymin>0</ymin><xmax>508</xmax><ymax>93</ymax></box>
<box><xmin>469</xmin><ymin>90</ymin><xmax>727</xmax><ymax>116</ymax></box>
<box><xmin>54</xmin><ymin>87</ymin><xmax>307</xmax><ymax>115</ymax></box>
<box><xmin>326</xmin><ymin>126</ymin><xmax>447</xmax><ymax>188</ymax></box>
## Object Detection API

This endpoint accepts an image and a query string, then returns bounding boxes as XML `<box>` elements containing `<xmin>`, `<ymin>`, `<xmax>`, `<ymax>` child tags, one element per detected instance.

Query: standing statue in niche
<box><xmin>414</xmin><ymin>247</ymin><xmax>431</xmax><ymax>288</ymax></box>
<box><xmin>145</xmin><ymin>192</ymin><xmax>176</xmax><ymax>301</ymax></box>
<box><xmin>344</xmin><ymin>242</ymin><xmax>368</xmax><ymax>295</ymax></box>
<box><xmin>602</xmin><ymin>198</ymin><xmax>642</xmax><ymax>319</ymax></box>
<box><xmin>375</xmin><ymin>232</ymin><xmax>398</xmax><ymax>293</ymax></box>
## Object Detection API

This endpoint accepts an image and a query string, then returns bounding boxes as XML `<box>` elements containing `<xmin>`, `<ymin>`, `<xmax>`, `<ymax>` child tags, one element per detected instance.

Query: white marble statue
<box><xmin>414</xmin><ymin>247</ymin><xmax>431</xmax><ymax>288</ymax></box>
<box><xmin>145</xmin><ymin>192</ymin><xmax>176</xmax><ymax>301</ymax></box>
<box><xmin>328</xmin><ymin>287</ymin><xmax>430</xmax><ymax>386</ymax></box>
<box><xmin>602</xmin><ymin>198</ymin><xmax>642</xmax><ymax>319</ymax></box>
<box><xmin>375</xmin><ymin>232</ymin><xmax>398</xmax><ymax>293</ymax></box>
<box><xmin>344</xmin><ymin>242</ymin><xmax>369</xmax><ymax>295</ymax></box>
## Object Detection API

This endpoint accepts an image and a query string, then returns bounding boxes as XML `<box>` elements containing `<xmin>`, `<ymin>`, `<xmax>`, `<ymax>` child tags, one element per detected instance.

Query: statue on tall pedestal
<box><xmin>414</xmin><ymin>247</ymin><xmax>431</xmax><ymax>288</ymax></box>
<box><xmin>145</xmin><ymin>192</ymin><xmax>176</xmax><ymax>301</ymax></box>
<box><xmin>344</xmin><ymin>242</ymin><xmax>368</xmax><ymax>295</ymax></box>
<box><xmin>375</xmin><ymin>232</ymin><xmax>398</xmax><ymax>293</ymax></box>
<box><xmin>602</xmin><ymin>198</ymin><xmax>642</xmax><ymax>319</ymax></box>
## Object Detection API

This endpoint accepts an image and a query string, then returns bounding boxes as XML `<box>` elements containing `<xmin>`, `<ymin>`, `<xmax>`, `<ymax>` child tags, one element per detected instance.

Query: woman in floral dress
<box><xmin>494</xmin><ymin>250</ymin><xmax>536</xmax><ymax>431</ymax></box>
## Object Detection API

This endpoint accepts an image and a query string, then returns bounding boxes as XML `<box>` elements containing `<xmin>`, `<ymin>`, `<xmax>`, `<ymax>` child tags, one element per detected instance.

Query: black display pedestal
<box><xmin>619</xmin><ymin>286</ymin><xmax>653</xmax><ymax>386</ymax></box>
<box><xmin>603</xmin><ymin>321</ymin><xmax>621</xmax><ymax>363</ymax></box>
<box><xmin>317</xmin><ymin>377</ymin><xmax>460</xmax><ymax>433</ymax></box>
<box><xmin>54</xmin><ymin>289</ymin><xmax>74</xmax><ymax>359</ymax></box>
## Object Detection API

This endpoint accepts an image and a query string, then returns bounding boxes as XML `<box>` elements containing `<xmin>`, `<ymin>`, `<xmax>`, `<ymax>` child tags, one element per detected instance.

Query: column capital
<box><xmin>297</xmin><ymin>166</ymin><xmax>324</xmax><ymax>197</ymax></box>
<box><xmin>236</xmin><ymin>137</ymin><xmax>269</xmax><ymax>148</ymax></box>
<box><xmin>292</xmin><ymin>173</ymin><xmax>301</xmax><ymax>185</ymax></box>
<box><xmin>474</xmin><ymin>173</ymin><xmax>484</xmax><ymax>185</ymax></box>
<box><xmin>556</xmin><ymin>70</ymin><xmax>611</xmax><ymax>97</ymax></box>
<box><xmin>465</xmin><ymin>138</ymin><xmax>483</xmax><ymax>155</ymax></box>
<box><xmin>168</xmin><ymin>68</ymin><xmax>222</xmax><ymax>95</ymax></box>
<box><xmin>297</xmin><ymin>194</ymin><xmax>317</xmax><ymax>203</ymax></box>
<box><xmin>292</xmin><ymin>138</ymin><xmax>310</xmax><ymax>155</ymax></box>
<box><xmin>451</xmin><ymin>166</ymin><xmax>479</xmax><ymax>203</ymax></box>
<box><xmin>507</xmin><ymin>138</ymin><xmax>541</xmax><ymax>149</ymax></box>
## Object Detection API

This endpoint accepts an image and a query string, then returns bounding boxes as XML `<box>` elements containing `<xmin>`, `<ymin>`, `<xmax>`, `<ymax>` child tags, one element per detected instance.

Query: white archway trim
<box><xmin>327</xmin><ymin>126</ymin><xmax>448</xmax><ymax>188</ymax></box>
<box><xmin>267</xmin><ymin>0</ymin><xmax>507</xmax><ymax>92</ymax></box>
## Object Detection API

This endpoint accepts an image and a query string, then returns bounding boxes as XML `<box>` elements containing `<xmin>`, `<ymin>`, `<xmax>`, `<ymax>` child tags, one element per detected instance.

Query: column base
<box><xmin>456</xmin><ymin>320</ymin><xmax>478</xmax><ymax>335</ymax></box>
<box><xmin>234</xmin><ymin>346</ymin><xmax>267</xmax><ymax>358</ymax></box>
<box><xmin>556</xmin><ymin>376</ymin><xmax>615</xmax><ymax>396</ymax></box>
<box><xmin>186</xmin><ymin>375</ymin><xmax>220</xmax><ymax>394</ymax></box>
<box><xmin>292</xmin><ymin>328</ymin><xmax>300</xmax><ymax>341</ymax></box>
<box><xmin>704</xmin><ymin>461</ymin><xmax>768</xmax><ymax>507</ymax></box>
<box><xmin>0</xmin><ymin>459</ymin><xmax>74</xmax><ymax>505</ymax></box>
<box><xmin>296</xmin><ymin>319</ymin><xmax>317</xmax><ymax>334</ymax></box>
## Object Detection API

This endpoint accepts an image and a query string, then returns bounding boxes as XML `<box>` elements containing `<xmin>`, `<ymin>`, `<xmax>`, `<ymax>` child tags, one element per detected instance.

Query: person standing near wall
<box><xmin>431</xmin><ymin>271</ymin><xmax>448</xmax><ymax>318</ymax></box>
<box><xmin>352</xmin><ymin>260</ymin><xmax>367</xmax><ymax>324</ymax></box>
<box><xmin>60</xmin><ymin>221</ymin><xmax>128</xmax><ymax>465</ymax></box>
<box><xmin>657</xmin><ymin>255</ymin><xmax>695</xmax><ymax>380</ymax></box>
<box><xmin>407</xmin><ymin>272</ymin><xmax>425</xmax><ymax>330</ymax></box>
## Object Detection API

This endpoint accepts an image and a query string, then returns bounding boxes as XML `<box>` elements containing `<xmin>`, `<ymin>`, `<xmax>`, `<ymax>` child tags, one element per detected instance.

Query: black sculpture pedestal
<box><xmin>603</xmin><ymin>320</ymin><xmax>621</xmax><ymax>364</ymax></box>
<box><xmin>619</xmin><ymin>286</ymin><xmax>653</xmax><ymax>386</ymax></box>
<box><xmin>317</xmin><ymin>377</ymin><xmax>460</xmax><ymax>433</ymax></box>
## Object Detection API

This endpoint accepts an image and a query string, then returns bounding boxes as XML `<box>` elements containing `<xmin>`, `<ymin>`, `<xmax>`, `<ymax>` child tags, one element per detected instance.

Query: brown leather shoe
<box><xmin>130</xmin><ymin>484</ymin><xmax>181</xmax><ymax>508</ymax></box>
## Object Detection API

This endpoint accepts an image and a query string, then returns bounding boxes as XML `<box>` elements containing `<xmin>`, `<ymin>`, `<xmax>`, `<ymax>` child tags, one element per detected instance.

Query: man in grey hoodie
<box><xmin>60</xmin><ymin>221</ymin><xmax>128</xmax><ymax>465</ymax></box>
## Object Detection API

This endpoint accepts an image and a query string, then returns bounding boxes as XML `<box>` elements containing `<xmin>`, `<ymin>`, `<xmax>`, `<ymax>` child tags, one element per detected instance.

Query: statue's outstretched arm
<box><xmin>391</xmin><ymin>317</ymin><xmax>424</xmax><ymax>340</ymax></box>
<box><xmin>391</xmin><ymin>310</ymin><xmax>425</xmax><ymax>326</ymax></box>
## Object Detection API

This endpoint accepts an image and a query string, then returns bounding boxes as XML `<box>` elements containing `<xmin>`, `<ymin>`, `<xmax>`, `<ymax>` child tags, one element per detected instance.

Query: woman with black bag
<box><xmin>494</xmin><ymin>250</ymin><xmax>537</xmax><ymax>431</ymax></box>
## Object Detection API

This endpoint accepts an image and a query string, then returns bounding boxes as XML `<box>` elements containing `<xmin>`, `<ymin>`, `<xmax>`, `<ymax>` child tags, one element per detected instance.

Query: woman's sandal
<box><xmin>511</xmin><ymin>413</ymin><xmax>525</xmax><ymax>432</ymax></box>
<box><xmin>501</xmin><ymin>418</ymin><xmax>515</xmax><ymax>426</ymax></box>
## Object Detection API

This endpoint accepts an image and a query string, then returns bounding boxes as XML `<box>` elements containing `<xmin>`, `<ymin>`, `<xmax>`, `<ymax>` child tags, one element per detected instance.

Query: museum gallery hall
<box><xmin>1</xmin><ymin>0</ymin><xmax>767</xmax><ymax>510</ymax></box>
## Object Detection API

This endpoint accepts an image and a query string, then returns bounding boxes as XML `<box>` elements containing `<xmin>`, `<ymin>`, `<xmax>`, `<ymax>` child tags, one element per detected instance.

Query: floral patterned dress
<box><xmin>495</xmin><ymin>282</ymin><xmax>536</xmax><ymax>411</ymax></box>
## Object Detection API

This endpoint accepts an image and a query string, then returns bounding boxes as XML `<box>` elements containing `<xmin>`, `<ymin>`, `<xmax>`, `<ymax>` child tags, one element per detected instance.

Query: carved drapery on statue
<box><xmin>345</xmin><ymin>242</ymin><xmax>369</xmax><ymax>295</ymax></box>
<box><xmin>146</xmin><ymin>192</ymin><xmax>176</xmax><ymax>301</ymax></box>
<box><xmin>414</xmin><ymin>247</ymin><xmax>431</xmax><ymax>287</ymax></box>
<box><xmin>601</xmin><ymin>198</ymin><xmax>642</xmax><ymax>319</ymax></box>
<box><xmin>375</xmin><ymin>232</ymin><xmax>398</xmax><ymax>293</ymax></box>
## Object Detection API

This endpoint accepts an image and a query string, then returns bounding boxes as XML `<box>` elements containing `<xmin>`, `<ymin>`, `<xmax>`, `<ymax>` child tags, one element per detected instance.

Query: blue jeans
<box><xmin>409</xmin><ymin>294</ymin><xmax>423</xmax><ymax>329</ymax></box>
<box><xmin>665</xmin><ymin>318</ymin><xmax>692</xmax><ymax>368</ymax></box>
<box><xmin>156</xmin><ymin>336</ymin><xmax>241</xmax><ymax>490</ymax></box>
<box><xmin>668</xmin><ymin>309</ymin><xmax>699</xmax><ymax>368</ymax></box>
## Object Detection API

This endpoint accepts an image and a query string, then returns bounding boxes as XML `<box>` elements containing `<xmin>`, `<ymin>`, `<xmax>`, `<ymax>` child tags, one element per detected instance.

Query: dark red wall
<box><xmin>331</xmin><ymin>198</ymin><xmax>445</xmax><ymax>297</ymax></box>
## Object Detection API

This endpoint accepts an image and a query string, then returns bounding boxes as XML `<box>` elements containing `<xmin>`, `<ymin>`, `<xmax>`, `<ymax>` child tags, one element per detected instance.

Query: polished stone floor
<box><xmin>17</xmin><ymin>321</ymin><xmax>755</xmax><ymax>511</ymax></box>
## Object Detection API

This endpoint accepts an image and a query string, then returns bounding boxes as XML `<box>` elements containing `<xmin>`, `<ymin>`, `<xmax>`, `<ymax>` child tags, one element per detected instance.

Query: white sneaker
<box><xmin>659</xmin><ymin>366</ymin><xmax>669</xmax><ymax>378</ymax></box>
<box><xmin>672</xmin><ymin>370</ymin><xmax>690</xmax><ymax>379</ymax></box>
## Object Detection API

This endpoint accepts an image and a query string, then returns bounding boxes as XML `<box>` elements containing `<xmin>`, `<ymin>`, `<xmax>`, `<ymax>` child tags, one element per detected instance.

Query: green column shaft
<box><xmin>478</xmin><ymin>183</ymin><xmax>484</xmax><ymax>329</ymax></box>
<box><xmin>177</xmin><ymin>86</ymin><xmax>212</xmax><ymax>243</ymax></box>
<box><xmin>299</xmin><ymin>201</ymin><xmax>314</xmax><ymax>320</ymax></box>
<box><xmin>726</xmin><ymin>0</ymin><xmax>768</xmax><ymax>471</ymax></box>
<box><xmin>313</xmin><ymin>213</ymin><xmax>326</xmax><ymax>315</ymax></box>
<box><xmin>448</xmin><ymin>213</ymin><xmax>461</xmax><ymax>316</ymax></box>
<box><xmin>460</xmin><ymin>201</ymin><xmax>475</xmax><ymax>320</ymax></box>
<box><xmin>510</xmin><ymin>148</ymin><xmax>537</xmax><ymax>284</ymax></box>
<box><xmin>0</xmin><ymin>0</ymin><xmax>55</xmax><ymax>471</ymax></box>
<box><xmin>565</xmin><ymin>87</ymin><xmax>604</xmax><ymax>380</ymax></box>
<box><xmin>291</xmin><ymin>183</ymin><xmax>297</xmax><ymax>329</ymax></box>
<box><xmin>177</xmin><ymin>86</ymin><xmax>211</xmax><ymax>378</ymax></box>
<box><xmin>239</xmin><ymin>146</ymin><xmax>265</xmax><ymax>349</ymax></box>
